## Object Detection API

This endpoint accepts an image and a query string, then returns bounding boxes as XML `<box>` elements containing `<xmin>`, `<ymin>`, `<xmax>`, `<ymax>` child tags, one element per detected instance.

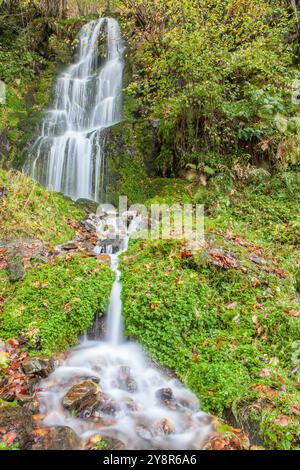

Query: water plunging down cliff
<box><xmin>24</xmin><ymin>18</ymin><xmax>124</xmax><ymax>202</ymax></box>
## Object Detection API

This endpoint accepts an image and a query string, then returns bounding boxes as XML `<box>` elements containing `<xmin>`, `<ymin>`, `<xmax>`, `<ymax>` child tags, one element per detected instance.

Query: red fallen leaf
<box><xmin>2</xmin><ymin>432</ymin><xmax>17</xmax><ymax>446</ymax></box>
<box><xmin>289</xmin><ymin>405</ymin><xmax>300</xmax><ymax>415</ymax></box>
<box><xmin>64</xmin><ymin>303</ymin><xmax>72</xmax><ymax>313</ymax></box>
<box><xmin>211</xmin><ymin>438</ymin><xmax>226</xmax><ymax>450</ymax></box>
<box><xmin>274</xmin><ymin>415</ymin><xmax>290</xmax><ymax>427</ymax></box>
<box><xmin>178</xmin><ymin>249</ymin><xmax>192</xmax><ymax>259</ymax></box>
<box><xmin>275</xmin><ymin>268</ymin><xmax>288</xmax><ymax>278</ymax></box>
<box><xmin>284</xmin><ymin>309</ymin><xmax>299</xmax><ymax>318</ymax></box>
<box><xmin>0</xmin><ymin>427</ymin><xmax>7</xmax><ymax>434</ymax></box>
<box><xmin>150</xmin><ymin>303</ymin><xmax>158</xmax><ymax>310</ymax></box>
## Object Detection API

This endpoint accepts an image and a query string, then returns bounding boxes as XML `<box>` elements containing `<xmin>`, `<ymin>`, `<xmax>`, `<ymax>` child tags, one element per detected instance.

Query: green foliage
<box><xmin>0</xmin><ymin>255</ymin><xmax>114</xmax><ymax>354</ymax></box>
<box><xmin>119</xmin><ymin>0</ymin><xmax>300</xmax><ymax>174</ymax></box>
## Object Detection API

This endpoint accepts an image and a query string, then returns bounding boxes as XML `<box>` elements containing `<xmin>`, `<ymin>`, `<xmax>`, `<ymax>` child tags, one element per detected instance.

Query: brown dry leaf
<box><xmin>192</xmin><ymin>350</ymin><xmax>199</xmax><ymax>364</ymax></box>
<box><xmin>64</xmin><ymin>303</ymin><xmax>72</xmax><ymax>313</ymax></box>
<box><xmin>289</xmin><ymin>405</ymin><xmax>300</xmax><ymax>415</ymax></box>
<box><xmin>33</xmin><ymin>428</ymin><xmax>49</xmax><ymax>438</ymax></box>
<box><xmin>274</xmin><ymin>415</ymin><xmax>290</xmax><ymax>427</ymax></box>
<box><xmin>284</xmin><ymin>309</ymin><xmax>299</xmax><ymax>318</ymax></box>
<box><xmin>211</xmin><ymin>438</ymin><xmax>226</xmax><ymax>450</ymax></box>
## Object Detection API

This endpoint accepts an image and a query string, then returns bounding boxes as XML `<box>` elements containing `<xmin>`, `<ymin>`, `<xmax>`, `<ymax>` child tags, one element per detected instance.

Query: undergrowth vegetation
<box><xmin>120</xmin><ymin>0</ymin><xmax>300</xmax><ymax>175</ymax></box>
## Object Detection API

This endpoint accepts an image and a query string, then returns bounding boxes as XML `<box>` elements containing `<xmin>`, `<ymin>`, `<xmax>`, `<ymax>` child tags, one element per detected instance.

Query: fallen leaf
<box><xmin>289</xmin><ymin>405</ymin><xmax>300</xmax><ymax>415</ymax></box>
<box><xmin>274</xmin><ymin>415</ymin><xmax>290</xmax><ymax>427</ymax></box>
<box><xmin>259</xmin><ymin>368</ymin><xmax>271</xmax><ymax>377</ymax></box>
<box><xmin>64</xmin><ymin>303</ymin><xmax>72</xmax><ymax>313</ymax></box>
<box><xmin>2</xmin><ymin>432</ymin><xmax>17</xmax><ymax>446</ymax></box>
<box><xmin>226</xmin><ymin>302</ymin><xmax>237</xmax><ymax>310</ymax></box>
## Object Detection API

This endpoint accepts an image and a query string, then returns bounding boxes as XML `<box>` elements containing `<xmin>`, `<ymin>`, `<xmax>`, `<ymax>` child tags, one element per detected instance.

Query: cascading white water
<box><xmin>24</xmin><ymin>18</ymin><xmax>124</xmax><ymax>201</ymax></box>
<box><xmin>37</xmin><ymin>214</ymin><xmax>212</xmax><ymax>450</ymax></box>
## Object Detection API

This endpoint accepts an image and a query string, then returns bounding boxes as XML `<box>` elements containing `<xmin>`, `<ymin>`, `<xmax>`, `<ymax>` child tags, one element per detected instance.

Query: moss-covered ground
<box><xmin>120</xmin><ymin>172</ymin><xmax>300</xmax><ymax>450</ymax></box>
<box><xmin>0</xmin><ymin>254</ymin><xmax>114</xmax><ymax>354</ymax></box>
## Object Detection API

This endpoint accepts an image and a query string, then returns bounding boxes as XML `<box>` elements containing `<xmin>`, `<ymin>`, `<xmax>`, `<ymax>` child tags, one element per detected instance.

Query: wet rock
<box><xmin>136</xmin><ymin>424</ymin><xmax>153</xmax><ymax>441</ymax></box>
<box><xmin>86</xmin><ymin>313</ymin><xmax>106</xmax><ymax>340</ymax></box>
<box><xmin>94</xmin><ymin>394</ymin><xmax>118</xmax><ymax>416</ymax></box>
<box><xmin>62</xmin><ymin>380</ymin><xmax>101</xmax><ymax>418</ymax></box>
<box><xmin>124</xmin><ymin>398</ymin><xmax>140</xmax><ymax>412</ymax></box>
<box><xmin>155</xmin><ymin>388</ymin><xmax>177</xmax><ymax>410</ymax></box>
<box><xmin>33</xmin><ymin>426</ymin><xmax>80</xmax><ymax>450</ymax></box>
<box><xmin>104</xmin><ymin>437</ymin><xmax>126</xmax><ymax>450</ymax></box>
<box><xmin>0</xmin><ymin>406</ymin><xmax>34</xmax><ymax>450</ymax></box>
<box><xmin>21</xmin><ymin>357</ymin><xmax>55</xmax><ymax>378</ymax></box>
<box><xmin>8</xmin><ymin>259</ymin><xmax>25</xmax><ymax>282</ymax></box>
<box><xmin>61</xmin><ymin>241</ymin><xmax>79</xmax><ymax>251</ymax></box>
<box><xmin>81</xmin><ymin>220</ymin><xmax>97</xmax><ymax>233</ymax></box>
<box><xmin>96</xmin><ymin>254</ymin><xmax>111</xmax><ymax>266</ymax></box>
<box><xmin>117</xmin><ymin>366</ymin><xmax>137</xmax><ymax>393</ymax></box>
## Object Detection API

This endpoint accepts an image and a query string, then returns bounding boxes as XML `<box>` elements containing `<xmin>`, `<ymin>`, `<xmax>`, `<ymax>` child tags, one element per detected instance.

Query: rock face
<box><xmin>21</xmin><ymin>357</ymin><xmax>55</xmax><ymax>378</ymax></box>
<box><xmin>62</xmin><ymin>380</ymin><xmax>101</xmax><ymax>418</ymax></box>
<box><xmin>33</xmin><ymin>426</ymin><xmax>80</xmax><ymax>450</ymax></box>
<box><xmin>104</xmin><ymin>436</ymin><xmax>126</xmax><ymax>450</ymax></box>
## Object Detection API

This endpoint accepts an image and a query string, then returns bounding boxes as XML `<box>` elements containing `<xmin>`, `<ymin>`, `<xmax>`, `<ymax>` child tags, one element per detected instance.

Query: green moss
<box><xmin>0</xmin><ymin>254</ymin><xmax>114</xmax><ymax>354</ymax></box>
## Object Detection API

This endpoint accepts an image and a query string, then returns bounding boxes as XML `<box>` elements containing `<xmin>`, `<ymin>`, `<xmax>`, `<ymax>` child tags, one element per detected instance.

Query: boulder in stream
<box><xmin>117</xmin><ymin>366</ymin><xmax>138</xmax><ymax>393</ymax></box>
<box><xmin>33</xmin><ymin>426</ymin><xmax>80</xmax><ymax>450</ymax></box>
<box><xmin>62</xmin><ymin>380</ymin><xmax>101</xmax><ymax>418</ymax></box>
<box><xmin>155</xmin><ymin>387</ymin><xmax>178</xmax><ymax>410</ymax></box>
<box><xmin>21</xmin><ymin>356</ymin><xmax>55</xmax><ymax>378</ymax></box>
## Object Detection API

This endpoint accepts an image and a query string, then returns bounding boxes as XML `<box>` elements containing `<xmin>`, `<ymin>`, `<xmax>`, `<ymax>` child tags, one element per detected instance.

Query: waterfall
<box><xmin>24</xmin><ymin>18</ymin><xmax>124</xmax><ymax>202</ymax></box>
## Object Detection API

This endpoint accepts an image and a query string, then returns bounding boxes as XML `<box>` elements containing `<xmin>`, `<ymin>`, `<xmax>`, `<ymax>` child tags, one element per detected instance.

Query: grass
<box><xmin>0</xmin><ymin>170</ymin><xmax>84</xmax><ymax>246</ymax></box>
<box><xmin>120</xmin><ymin>171</ymin><xmax>300</xmax><ymax>449</ymax></box>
